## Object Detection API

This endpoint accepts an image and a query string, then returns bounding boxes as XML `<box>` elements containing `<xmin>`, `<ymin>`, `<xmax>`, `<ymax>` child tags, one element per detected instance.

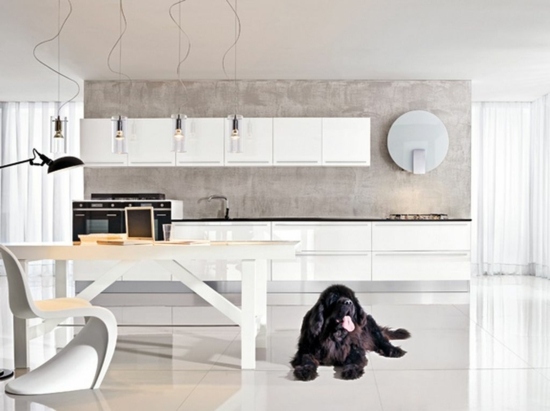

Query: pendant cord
<box><xmin>107</xmin><ymin>0</ymin><xmax>131</xmax><ymax>115</ymax></box>
<box><xmin>32</xmin><ymin>0</ymin><xmax>80</xmax><ymax>116</ymax></box>
<box><xmin>57</xmin><ymin>0</ymin><xmax>61</xmax><ymax>112</ymax></box>
<box><xmin>169</xmin><ymin>0</ymin><xmax>191</xmax><ymax>114</ymax></box>
<box><xmin>222</xmin><ymin>0</ymin><xmax>241</xmax><ymax>116</ymax></box>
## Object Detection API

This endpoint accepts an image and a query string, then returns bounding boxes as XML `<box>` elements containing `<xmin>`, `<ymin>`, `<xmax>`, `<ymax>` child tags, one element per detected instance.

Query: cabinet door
<box><xmin>273</xmin><ymin>118</ymin><xmax>322</xmax><ymax>165</ymax></box>
<box><xmin>322</xmin><ymin>118</ymin><xmax>370</xmax><ymax>166</ymax></box>
<box><xmin>271</xmin><ymin>222</ymin><xmax>371</xmax><ymax>281</ymax></box>
<box><xmin>224</xmin><ymin>118</ymin><xmax>273</xmax><ymax>166</ymax></box>
<box><xmin>372</xmin><ymin>222</ymin><xmax>471</xmax><ymax>251</ymax></box>
<box><xmin>272</xmin><ymin>222</ymin><xmax>371</xmax><ymax>252</ymax></box>
<box><xmin>176</xmin><ymin>118</ymin><xmax>224</xmax><ymax>166</ymax></box>
<box><xmin>171</xmin><ymin>222</ymin><xmax>271</xmax><ymax>280</ymax></box>
<box><xmin>372</xmin><ymin>251</ymin><xmax>471</xmax><ymax>281</ymax></box>
<box><xmin>128</xmin><ymin>119</ymin><xmax>175</xmax><ymax>166</ymax></box>
<box><xmin>80</xmin><ymin>119</ymin><xmax>128</xmax><ymax>166</ymax></box>
<box><xmin>272</xmin><ymin>254</ymin><xmax>371</xmax><ymax>281</ymax></box>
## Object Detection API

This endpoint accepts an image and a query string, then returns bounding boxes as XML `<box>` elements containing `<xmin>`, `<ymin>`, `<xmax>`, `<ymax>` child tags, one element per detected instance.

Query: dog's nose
<box><xmin>343</xmin><ymin>299</ymin><xmax>352</xmax><ymax>305</ymax></box>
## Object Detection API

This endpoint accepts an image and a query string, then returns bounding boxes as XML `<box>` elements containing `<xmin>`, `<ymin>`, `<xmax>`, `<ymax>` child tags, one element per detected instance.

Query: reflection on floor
<box><xmin>1</xmin><ymin>274</ymin><xmax>550</xmax><ymax>411</ymax></box>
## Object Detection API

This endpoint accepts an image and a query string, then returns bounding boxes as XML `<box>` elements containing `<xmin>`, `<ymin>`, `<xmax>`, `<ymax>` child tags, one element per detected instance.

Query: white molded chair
<box><xmin>0</xmin><ymin>244</ymin><xmax>117</xmax><ymax>395</ymax></box>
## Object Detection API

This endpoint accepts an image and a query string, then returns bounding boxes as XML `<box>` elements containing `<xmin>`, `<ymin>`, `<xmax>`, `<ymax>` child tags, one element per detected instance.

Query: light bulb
<box><xmin>174</xmin><ymin>115</ymin><xmax>184</xmax><ymax>140</ymax></box>
<box><xmin>115</xmin><ymin>116</ymin><xmax>124</xmax><ymax>140</ymax></box>
<box><xmin>231</xmin><ymin>115</ymin><xmax>240</xmax><ymax>140</ymax></box>
<box><xmin>231</xmin><ymin>128</ymin><xmax>240</xmax><ymax>140</ymax></box>
<box><xmin>53</xmin><ymin>116</ymin><xmax>64</xmax><ymax>139</ymax></box>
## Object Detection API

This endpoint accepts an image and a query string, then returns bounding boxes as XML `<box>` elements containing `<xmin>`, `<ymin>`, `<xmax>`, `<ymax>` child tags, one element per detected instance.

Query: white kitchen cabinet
<box><xmin>171</xmin><ymin>222</ymin><xmax>271</xmax><ymax>280</ymax></box>
<box><xmin>371</xmin><ymin>222</ymin><xmax>471</xmax><ymax>281</ymax></box>
<box><xmin>271</xmin><ymin>222</ymin><xmax>372</xmax><ymax>281</ymax></box>
<box><xmin>224</xmin><ymin>117</ymin><xmax>273</xmax><ymax>166</ymax></box>
<box><xmin>372</xmin><ymin>222</ymin><xmax>471</xmax><ymax>251</ymax></box>
<box><xmin>372</xmin><ymin>251</ymin><xmax>471</xmax><ymax>281</ymax></box>
<box><xmin>128</xmin><ymin>118</ymin><xmax>176</xmax><ymax>166</ymax></box>
<box><xmin>176</xmin><ymin>118</ymin><xmax>224</xmax><ymax>166</ymax></box>
<box><xmin>273</xmin><ymin>118</ymin><xmax>322</xmax><ymax>165</ymax></box>
<box><xmin>80</xmin><ymin>118</ymin><xmax>128</xmax><ymax>166</ymax></box>
<box><xmin>322</xmin><ymin>118</ymin><xmax>370</xmax><ymax>166</ymax></box>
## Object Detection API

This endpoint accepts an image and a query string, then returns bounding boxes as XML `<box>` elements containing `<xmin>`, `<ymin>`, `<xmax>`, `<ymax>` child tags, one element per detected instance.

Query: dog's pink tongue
<box><xmin>342</xmin><ymin>316</ymin><xmax>355</xmax><ymax>332</ymax></box>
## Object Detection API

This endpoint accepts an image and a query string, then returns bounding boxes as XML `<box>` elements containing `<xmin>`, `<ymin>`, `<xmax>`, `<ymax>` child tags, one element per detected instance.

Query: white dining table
<box><xmin>5</xmin><ymin>241</ymin><xmax>298</xmax><ymax>370</ymax></box>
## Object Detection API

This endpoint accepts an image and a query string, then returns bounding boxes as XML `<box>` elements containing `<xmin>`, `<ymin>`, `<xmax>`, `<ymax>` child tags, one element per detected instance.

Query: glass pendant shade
<box><xmin>51</xmin><ymin>115</ymin><xmax>68</xmax><ymax>154</ymax></box>
<box><xmin>111</xmin><ymin>115</ymin><xmax>128</xmax><ymax>154</ymax></box>
<box><xmin>228</xmin><ymin>114</ymin><xmax>243</xmax><ymax>153</ymax></box>
<box><xmin>171</xmin><ymin>114</ymin><xmax>187</xmax><ymax>153</ymax></box>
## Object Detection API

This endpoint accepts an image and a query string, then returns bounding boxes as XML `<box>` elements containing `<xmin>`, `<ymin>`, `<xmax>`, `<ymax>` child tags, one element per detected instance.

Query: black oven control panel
<box><xmin>73</xmin><ymin>201</ymin><xmax>173</xmax><ymax>210</ymax></box>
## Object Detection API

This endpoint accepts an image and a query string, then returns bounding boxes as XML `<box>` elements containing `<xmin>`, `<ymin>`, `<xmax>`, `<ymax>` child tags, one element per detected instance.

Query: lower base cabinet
<box><xmin>272</xmin><ymin>254</ymin><xmax>372</xmax><ymax>281</ymax></box>
<box><xmin>372</xmin><ymin>251</ymin><xmax>471</xmax><ymax>281</ymax></box>
<box><xmin>270</xmin><ymin>222</ymin><xmax>372</xmax><ymax>281</ymax></box>
<box><xmin>371</xmin><ymin>222</ymin><xmax>471</xmax><ymax>281</ymax></box>
<box><xmin>72</xmin><ymin>220</ymin><xmax>471</xmax><ymax>284</ymax></box>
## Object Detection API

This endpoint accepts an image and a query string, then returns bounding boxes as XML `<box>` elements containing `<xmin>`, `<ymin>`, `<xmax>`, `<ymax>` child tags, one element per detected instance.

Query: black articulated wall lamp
<box><xmin>0</xmin><ymin>149</ymin><xmax>84</xmax><ymax>174</ymax></box>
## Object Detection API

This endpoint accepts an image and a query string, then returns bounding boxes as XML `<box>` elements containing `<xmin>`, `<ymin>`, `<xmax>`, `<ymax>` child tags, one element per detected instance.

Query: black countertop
<box><xmin>172</xmin><ymin>218</ymin><xmax>472</xmax><ymax>222</ymax></box>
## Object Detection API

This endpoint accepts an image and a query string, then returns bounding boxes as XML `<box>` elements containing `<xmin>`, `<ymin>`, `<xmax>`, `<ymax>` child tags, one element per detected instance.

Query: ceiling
<box><xmin>2</xmin><ymin>0</ymin><xmax>550</xmax><ymax>102</ymax></box>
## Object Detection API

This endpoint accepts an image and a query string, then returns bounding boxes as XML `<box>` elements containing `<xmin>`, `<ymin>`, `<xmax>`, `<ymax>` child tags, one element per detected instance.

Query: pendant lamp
<box><xmin>108</xmin><ymin>0</ymin><xmax>130</xmax><ymax>154</ymax></box>
<box><xmin>33</xmin><ymin>0</ymin><xmax>80</xmax><ymax>155</ymax></box>
<box><xmin>169</xmin><ymin>0</ymin><xmax>192</xmax><ymax>153</ymax></box>
<box><xmin>223</xmin><ymin>0</ymin><xmax>243</xmax><ymax>153</ymax></box>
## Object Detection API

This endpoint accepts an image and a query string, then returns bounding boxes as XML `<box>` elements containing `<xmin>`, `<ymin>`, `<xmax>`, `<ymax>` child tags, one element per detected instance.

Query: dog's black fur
<box><xmin>291</xmin><ymin>284</ymin><xmax>411</xmax><ymax>381</ymax></box>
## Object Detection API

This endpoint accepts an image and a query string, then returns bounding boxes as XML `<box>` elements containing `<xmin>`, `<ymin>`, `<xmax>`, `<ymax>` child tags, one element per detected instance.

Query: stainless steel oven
<box><xmin>72</xmin><ymin>194</ymin><xmax>183</xmax><ymax>242</ymax></box>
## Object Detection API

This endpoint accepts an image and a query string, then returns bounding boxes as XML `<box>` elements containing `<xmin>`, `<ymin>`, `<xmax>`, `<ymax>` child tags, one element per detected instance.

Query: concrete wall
<box><xmin>84</xmin><ymin>80</ymin><xmax>471</xmax><ymax>219</ymax></box>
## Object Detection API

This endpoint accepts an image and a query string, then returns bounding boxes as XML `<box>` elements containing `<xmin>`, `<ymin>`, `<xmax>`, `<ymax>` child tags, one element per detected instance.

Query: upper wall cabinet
<box><xmin>322</xmin><ymin>118</ymin><xmax>371</xmax><ymax>166</ymax></box>
<box><xmin>273</xmin><ymin>118</ymin><xmax>323</xmax><ymax>166</ymax></box>
<box><xmin>128</xmin><ymin>119</ymin><xmax>176</xmax><ymax>167</ymax></box>
<box><xmin>176</xmin><ymin>118</ymin><xmax>224</xmax><ymax>167</ymax></box>
<box><xmin>80</xmin><ymin>119</ymin><xmax>128</xmax><ymax>167</ymax></box>
<box><xmin>81</xmin><ymin>117</ymin><xmax>371</xmax><ymax>168</ymax></box>
<box><xmin>224</xmin><ymin>118</ymin><xmax>273</xmax><ymax>166</ymax></box>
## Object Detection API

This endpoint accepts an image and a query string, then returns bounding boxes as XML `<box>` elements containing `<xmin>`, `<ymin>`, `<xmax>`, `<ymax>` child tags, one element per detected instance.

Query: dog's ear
<box><xmin>354</xmin><ymin>298</ymin><xmax>368</xmax><ymax>327</ymax></box>
<box><xmin>305</xmin><ymin>301</ymin><xmax>325</xmax><ymax>338</ymax></box>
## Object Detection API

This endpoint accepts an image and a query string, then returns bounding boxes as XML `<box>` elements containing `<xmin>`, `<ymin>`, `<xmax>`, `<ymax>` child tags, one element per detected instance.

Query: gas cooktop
<box><xmin>90</xmin><ymin>193</ymin><xmax>166</xmax><ymax>200</ymax></box>
<box><xmin>388</xmin><ymin>213</ymin><xmax>448</xmax><ymax>220</ymax></box>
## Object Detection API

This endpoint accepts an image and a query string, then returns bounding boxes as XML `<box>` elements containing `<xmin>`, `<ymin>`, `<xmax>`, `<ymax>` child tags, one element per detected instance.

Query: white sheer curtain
<box><xmin>472</xmin><ymin>99</ymin><xmax>550</xmax><ymax>278</ymax></box>
<box><xmin>0</xmin><ymin>101</ymin><xmax>83</xmax><ymax>243</ymax></box>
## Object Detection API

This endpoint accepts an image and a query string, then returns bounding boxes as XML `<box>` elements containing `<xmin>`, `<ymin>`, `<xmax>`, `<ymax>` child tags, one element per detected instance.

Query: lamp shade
<box><xmin>47</xmin><ymin>156</ymin><xmax>84</xmax><ymax>174</ymax></box>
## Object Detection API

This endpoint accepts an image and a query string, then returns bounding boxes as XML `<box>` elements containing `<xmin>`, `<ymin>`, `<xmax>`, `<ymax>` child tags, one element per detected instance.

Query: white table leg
<box><xmin>241</xmin><ymin>260</ymin><xmax>258</xmax><ymax>369</ymax></box>
<box><xmin>54</xmin><ymin>260</ymin><xmax>68</xmax><ymax>298</ymax></box>
<box><xmin>255</xmin><ymin>260</ymin><xmax>268</xmax><ymax>351</ymax></box>
<box><xmin>54</xmin><ymin>261</ymin><xmax>71</xmax><ymax>348</ymax></box>
<box><xmin>255</xmin><ymin>260</ymin><xmax>268</xmax><ymax>328</ymax></box>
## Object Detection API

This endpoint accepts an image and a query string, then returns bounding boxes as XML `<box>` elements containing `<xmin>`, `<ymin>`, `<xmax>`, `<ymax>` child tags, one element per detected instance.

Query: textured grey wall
<box><xmin>84</xmin><ymin>80</ymin><xmax>471</xmax><ymax>219</ymax></box>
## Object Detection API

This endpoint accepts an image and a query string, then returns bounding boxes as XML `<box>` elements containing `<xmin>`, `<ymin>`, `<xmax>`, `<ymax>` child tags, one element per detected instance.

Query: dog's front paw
<box><xmin>388</xmin><ymin>346</ymin><xmax>407</xmax><ymax>358</ymax></box>
<box><xmin>293</xmin><ymin>365</ymin><xmax>318</xmax><ymax>381</ymax></box>
<box><xmin>341</xmin><ymin>365</ymin><xmax>364</xmax><ymax>380</ymax></box>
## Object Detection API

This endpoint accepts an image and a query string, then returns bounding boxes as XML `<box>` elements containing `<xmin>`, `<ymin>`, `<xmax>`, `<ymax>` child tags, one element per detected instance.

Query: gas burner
<box><xmin>389</xmin><ymin>213</ymin><xmax>448</xmax><ymax>221</ymax></box>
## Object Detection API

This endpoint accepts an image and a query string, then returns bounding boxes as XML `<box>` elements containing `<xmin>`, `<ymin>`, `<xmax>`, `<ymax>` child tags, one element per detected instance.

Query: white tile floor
<box><xmin>1</xmin><ymin>275</ymin><xmax>550</xmax><ymax>410</ymax></box>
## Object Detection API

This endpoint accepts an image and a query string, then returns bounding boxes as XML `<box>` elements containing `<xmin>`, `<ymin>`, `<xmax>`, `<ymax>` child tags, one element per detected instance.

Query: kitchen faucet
<box><xmin>207</xmin><ymin>195</ymin><xmax>230</xmax><ymax>220</ymax></box>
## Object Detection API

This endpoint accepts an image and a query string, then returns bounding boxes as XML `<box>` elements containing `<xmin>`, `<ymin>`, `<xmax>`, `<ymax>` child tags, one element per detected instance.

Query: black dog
<box><xmin>291</xmin><ymin>284</ymin><xmax>410</xmax><ymax>381</ymax></box>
